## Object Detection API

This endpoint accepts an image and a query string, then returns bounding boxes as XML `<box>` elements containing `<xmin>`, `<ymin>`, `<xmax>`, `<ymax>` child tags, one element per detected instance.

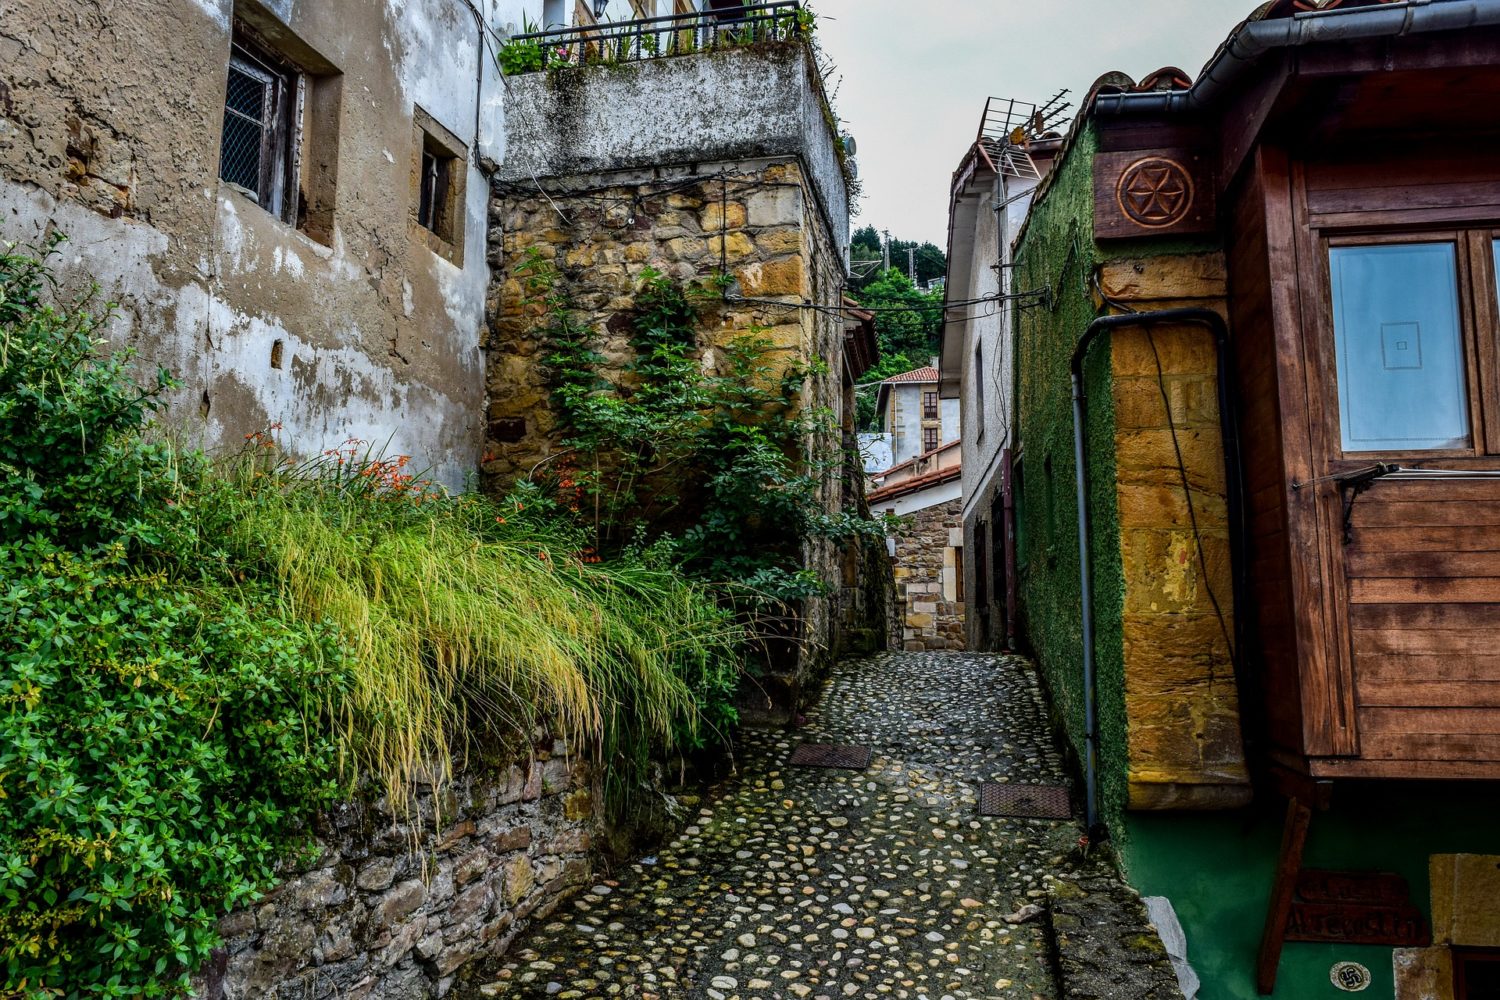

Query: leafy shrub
<box><xmin>524</xmin><ymin>253</ymin><xmax>887</xmax><ymax>607</ymax></box>
<box><xmin>0</xmin><ymin>240</ymin><xmax>748</xmax><ymax>993</ymax></box>
<box><xmin>0</xmin><ymin>240</ymin><xmax>347</xmax><ymax>996</ymax></box>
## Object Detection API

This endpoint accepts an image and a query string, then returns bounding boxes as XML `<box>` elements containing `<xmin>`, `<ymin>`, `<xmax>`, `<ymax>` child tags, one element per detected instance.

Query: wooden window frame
<box><xmin>1454</xmin><ymin>947</ymin><xmax>1500</xmax><ymax>1000</ymax></box>
<box><xmin>923</xmin><ymin>390</ymin><xmax>939</xmax><ymax>420</ymax></box>
<box><xmin>410</xmin><ymin>106</ymin><xmax>467</xmax><ymax>266</ymax></box>
<box><xmin>922</xmin><ymin>426</ymin><xmax>939</xmax><ymax>453</ymax></box>
<box><xmin>1317</xmin><ymin>229</ymin><xmax>1498</xmax><ymax>463</ymax></box>
<box><xmin>221</xmin><ymin>34</ymin><xmax>300</xmax><ymax>223</ymax></box>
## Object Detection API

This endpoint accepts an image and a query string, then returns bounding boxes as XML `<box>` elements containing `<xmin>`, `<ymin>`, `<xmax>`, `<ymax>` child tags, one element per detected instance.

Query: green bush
<box><xmin>0</xmin><ymin>240</ymin><xmax>347</xmax><ymax>996</ymax></box>
<box><xmin>525</xmin><ymin>255</ymin><xmax>887</xmax><ymax>607</ymax></box>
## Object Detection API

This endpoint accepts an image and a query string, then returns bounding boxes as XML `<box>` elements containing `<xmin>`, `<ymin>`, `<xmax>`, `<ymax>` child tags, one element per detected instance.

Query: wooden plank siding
<box><xmin>1224</xmin><ymin>150</ymin><xmax>1307</xmax><ymax>756</ymax></box>
<box><xmin>1344</xmin><ymin>485</ymin><xmax>1500</xmax><ymax>763</ymax></box>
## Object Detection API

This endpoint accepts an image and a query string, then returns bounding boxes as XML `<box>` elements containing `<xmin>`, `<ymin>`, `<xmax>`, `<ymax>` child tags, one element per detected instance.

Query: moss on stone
<box><xmin>1013</xmin><ymin>121</ymin><xmax>1132</xmax><ymax>835</ymax></box>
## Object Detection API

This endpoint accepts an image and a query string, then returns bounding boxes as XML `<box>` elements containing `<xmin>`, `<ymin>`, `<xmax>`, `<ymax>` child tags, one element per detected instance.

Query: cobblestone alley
<box><xmin>459</xmin><ymin>653</ymin><xmax>1180</xmax><ymax>1000</ymax></box>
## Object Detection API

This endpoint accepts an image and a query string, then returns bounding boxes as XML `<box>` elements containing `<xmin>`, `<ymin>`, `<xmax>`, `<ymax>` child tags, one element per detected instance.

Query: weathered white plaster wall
<box><xmin>0</xmin><ymin>0</ymin><xmax>534</xmax><ymax>486</ymax></box>
<box><xmin>884</xmin><ymin>381</ymin><xmax>960</xmax><ymax>468</ymax></box>
<box><xmin>956</xmin><ymin>169</ymin><xmax>1039</xmax><ymax>524</ymax></box>
<box><xmin>497</xmin><ymin>43</ymin><xmax>849</xmax><ymax>252</ymax></box>
<box><xmin>874</xmin><ymin>479</ymin><xmax>962</xmax><ymax>519</ymax></box>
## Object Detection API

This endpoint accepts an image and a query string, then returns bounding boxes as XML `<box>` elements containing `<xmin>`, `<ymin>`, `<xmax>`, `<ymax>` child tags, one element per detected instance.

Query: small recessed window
<box><xmin>418</xmin><ymin>145</ymin><xmax>452</xmax><ymax>236</ymax></box>
<box><xmin>411</xmin><ymin>107</ymin><xmax>467</xmax><ymax>265</ymax></box>
<box><xmin>923</xmin><ymin>390</ymin><xmax>939</xmax><ymax>420</ymax></box>
<box><xmin>923</xmin><ymin>426</ymin><xmax>939</xmax><ymax>453</ymax></box>
<box><xmin>220</xmin><ymin>37</ymin><xmax>297</xmax><ymax>221</ymax></box>
<box><xmin>973</xmin><ymin>343</ymin><xmax>986</xmax><ymax>439</ymax></box>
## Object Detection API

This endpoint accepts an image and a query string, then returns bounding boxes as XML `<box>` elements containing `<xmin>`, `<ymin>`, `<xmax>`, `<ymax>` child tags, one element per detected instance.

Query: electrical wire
<box><xmin>1094</xmin><ymin>272</ymin><xmax>1237</xmax><ymax>667</ymax></box>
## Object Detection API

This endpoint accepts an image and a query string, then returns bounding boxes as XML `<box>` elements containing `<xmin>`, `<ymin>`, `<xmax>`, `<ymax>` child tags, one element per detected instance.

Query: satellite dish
<box><xmin>840</xmin><ymin>133</ymin><xmax>858</xmax><ymax>156</ymax></box>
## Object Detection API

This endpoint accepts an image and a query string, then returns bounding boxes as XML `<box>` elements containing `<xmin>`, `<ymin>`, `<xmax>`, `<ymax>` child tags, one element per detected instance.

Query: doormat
<box><xmin>978</xmin><ymin>782</ymin><xmax>1071</xmax><ymax>819</ymax></box>
<box><xmin>789</xmin><ymin>743</ymin><xmax>874</xmax><ymax>770</ymax></box>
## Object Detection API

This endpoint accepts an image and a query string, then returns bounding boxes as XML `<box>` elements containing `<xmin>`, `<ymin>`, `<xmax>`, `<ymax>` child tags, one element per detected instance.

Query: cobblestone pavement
<box><xmin>458</xmin><ymin>652</ymin><xmax>1125</xmax><ymax>1000</ymax></box>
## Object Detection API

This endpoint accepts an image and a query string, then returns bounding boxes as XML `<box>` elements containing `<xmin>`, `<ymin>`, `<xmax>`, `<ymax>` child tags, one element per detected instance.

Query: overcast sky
<box><xmin>812</xmin><ymin>0</ymin><xmax>1258</xmax><ymax>247</ymax></box>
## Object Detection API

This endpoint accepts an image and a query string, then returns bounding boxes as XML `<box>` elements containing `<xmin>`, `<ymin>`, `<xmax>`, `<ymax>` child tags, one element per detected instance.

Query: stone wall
<box><xmin>1099</xmin><ymin>254</ymin><xmax>1250</xmax><ymax>812</ymax></box>
<box><xmin>892</xmin><ymin>497</ymin><xmax>966</xmax><ymax>652</ymax></box>
<box><xmin>483</xmin><ymin>154</ymin><xmax>878</xmax><ymax>710</ymax></box>
<box><xmin>194</xmin><ymin>745</ymin><xmax>596</xmax><ymax>1000</ymax></box>
<box><xmin>482</xmin><ymin>159</ymin><xmax>820</xmax><ymax>483</ymax></box>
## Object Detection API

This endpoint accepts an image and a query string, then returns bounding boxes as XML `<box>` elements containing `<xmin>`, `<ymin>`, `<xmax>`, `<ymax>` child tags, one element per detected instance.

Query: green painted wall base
<box><xmin>1122</xmin><ymin>785</ymin><xmax>1500</xmax><ymax>1000</ymax></box>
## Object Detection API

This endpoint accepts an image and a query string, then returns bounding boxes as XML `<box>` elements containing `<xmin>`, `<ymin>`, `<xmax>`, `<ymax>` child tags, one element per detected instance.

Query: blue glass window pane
<box><xmin>1330</xmin><ymin>243</ymin><xmax>1468</xmax><ymax>452</ymax></box>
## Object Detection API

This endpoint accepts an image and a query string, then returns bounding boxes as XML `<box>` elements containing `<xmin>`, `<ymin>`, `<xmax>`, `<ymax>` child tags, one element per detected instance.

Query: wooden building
<box><xmin>1008</xmin><ymin>1</ymin><xmax>1500</xmax><ymax>995</ymax></box>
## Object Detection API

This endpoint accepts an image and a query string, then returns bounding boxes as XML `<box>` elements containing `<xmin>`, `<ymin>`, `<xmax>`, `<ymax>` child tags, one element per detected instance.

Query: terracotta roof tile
<box><xmin>881</xmin><ymin>366</ymin><xmax>940</xmax><ymax>385</ymax></box>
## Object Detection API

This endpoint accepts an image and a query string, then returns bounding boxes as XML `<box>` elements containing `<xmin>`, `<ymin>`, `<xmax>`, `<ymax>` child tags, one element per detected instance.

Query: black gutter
<box><xmin>1069</xmin><ymin>308</ymin><xmax>1252</xmax><ymax>837</ymax></box>
<box><xmin>1093</xmin><ymin>0</ymin><xmax>1500</xmax><ymax>118</ymax></box>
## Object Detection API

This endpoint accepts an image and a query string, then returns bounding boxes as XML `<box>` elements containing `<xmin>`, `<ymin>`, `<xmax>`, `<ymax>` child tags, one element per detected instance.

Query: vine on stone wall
<box><xmin>516</xmin><ymin>248</ymin><xmax>887</xmax><ymax>610</ymax></box>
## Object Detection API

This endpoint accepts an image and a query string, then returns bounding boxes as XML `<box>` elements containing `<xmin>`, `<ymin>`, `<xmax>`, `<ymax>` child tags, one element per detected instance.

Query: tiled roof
<box><xmin>881</xmin><ymin>366</ymin><xmax>939</xmax><ymax>385</ymax></box>
<box><xmin>866</xmin><ymin>462</ymin><xmax>963</xmax><ymax>505</ymax></box>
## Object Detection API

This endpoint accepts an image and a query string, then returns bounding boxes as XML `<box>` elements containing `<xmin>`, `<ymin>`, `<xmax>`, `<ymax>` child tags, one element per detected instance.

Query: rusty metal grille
<box><xmin>978</xmin><ymin>783</ymin><xmax>1071</xmax><ymax>819</ymax></box>
<box><xmin>789</xmin><ymin>743</ymin><xmax>873</xmax><ymax>770</ymax></box>
<box><xmin>219</xmin><ymin>40</ymin><xmax>294</xmax><ymax>219</ymax></box>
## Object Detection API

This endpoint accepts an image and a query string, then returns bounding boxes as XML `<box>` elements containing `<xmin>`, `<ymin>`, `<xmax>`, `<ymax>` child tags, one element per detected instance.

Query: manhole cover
<box><xmin>789</xmin><ymin>743</ymin><xmax>874</xmax><ymax>770</ymax></box>
<box><xmin>978</xmin><ymin>783</ymin><xmax>1071</xmax><ymax>819</ymax></box>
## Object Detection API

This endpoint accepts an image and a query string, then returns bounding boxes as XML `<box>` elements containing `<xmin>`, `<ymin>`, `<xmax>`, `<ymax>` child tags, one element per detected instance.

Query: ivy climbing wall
<box><xmin>484</xmin><ymin>155</ymin><xmax>884</xmax><ymax>714</ymax></box>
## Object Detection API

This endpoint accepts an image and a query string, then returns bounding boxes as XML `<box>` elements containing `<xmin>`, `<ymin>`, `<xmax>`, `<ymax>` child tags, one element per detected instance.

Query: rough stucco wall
<box><xmin>891</xmin><ymin>496</ymin><xmax>965</xmax><ymax>651</ymax></box>
<box><xmin>1013</xmin><ymin>122</ymin><xmax>1133</xmax><ymax>829</ymax></box>
<box><xmin>194</xmin><ymin>745</ymin><xmax>596</xmax><ymax>1000</ymax></box>
<box><xmin>954</xmin><ymin>168</ymin><xmax>1037</xmax><ymax>652</ymax></box>
<box><xmin>889</xmin><ymin>384</ymin><xmax>923</xmax><ymax>465</ymax></box>
<box><xmin>0</xmin><ymin>0</ymin><xmax>509</xmax><ymax>486</ymax></box>
<box><xmin>497</xmin><ymin>44</ymin><xmax>848</xmax><ymax>251</ymax></box>
<box><xmin>940</xmin><ymin>396</ymin><xmax>961</xmax><ymax>444</ymax></box>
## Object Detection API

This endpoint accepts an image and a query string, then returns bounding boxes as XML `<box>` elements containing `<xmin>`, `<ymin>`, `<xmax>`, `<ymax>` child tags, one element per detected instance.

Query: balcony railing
<box><xmin>499</xmin><ymin>2</ymin><xmax>808</xmax><ymax>73</ymax></box>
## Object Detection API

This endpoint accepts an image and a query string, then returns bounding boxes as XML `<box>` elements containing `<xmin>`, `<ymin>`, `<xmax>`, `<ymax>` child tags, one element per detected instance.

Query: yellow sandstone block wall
<box><xmin>483</xmin><ymin>160</ymin><xmax>819</xmax><ymax>482</ymax></box>
<box><xmin>1101</xmin><ymin>253</ymin><xmax>1250</xmax><ymax>810</ymax></box>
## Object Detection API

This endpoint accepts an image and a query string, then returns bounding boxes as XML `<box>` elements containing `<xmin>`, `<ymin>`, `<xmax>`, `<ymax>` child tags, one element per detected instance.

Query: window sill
<box><xmin>219</xmin><ymin>183</ymin><xmax>336</xmax><ymax>254</ymax></box>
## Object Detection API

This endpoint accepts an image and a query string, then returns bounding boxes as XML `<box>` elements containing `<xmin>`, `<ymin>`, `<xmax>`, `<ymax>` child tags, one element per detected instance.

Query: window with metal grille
<box><xmin>220</xmin><ymin>39</ymin><xmax>297</xmax><ymax>220</ymax></box>
<box><xmin>923</xmin><ymin>426</ymin><xmax>939</xmax><ymax>453</ymax></box>
<box><xmin>410</xmin><ymin>108</ymin><xmax>467</xmax><ymax>262</ymax></box>
<box><xmin>923</xmin><ymin>391</ymin><xmax>938</xmax><ymax>420</ymax></box>
<box><xmin>417</xmin><ymin>145</ymin><xmax>451</xmax><ymax>237</ymax></box>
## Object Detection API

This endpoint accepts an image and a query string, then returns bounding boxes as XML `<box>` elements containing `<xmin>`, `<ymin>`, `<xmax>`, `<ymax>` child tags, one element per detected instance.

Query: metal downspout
<box><xmin>1069</xmin><ymin>308</ymin><xmax>1245</xmax><ymax>837</ymax></box>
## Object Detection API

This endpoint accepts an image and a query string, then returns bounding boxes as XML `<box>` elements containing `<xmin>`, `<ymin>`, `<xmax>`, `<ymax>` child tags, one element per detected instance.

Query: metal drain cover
<box><xmin>978</xmin><ymin>783</ymin><xmax>1071</xmax><ymax>819</ymax></box>
<box><xmin>789</xmin><ymin>743</ymin><xmax>874</xmax><ymax>770</ymax></box>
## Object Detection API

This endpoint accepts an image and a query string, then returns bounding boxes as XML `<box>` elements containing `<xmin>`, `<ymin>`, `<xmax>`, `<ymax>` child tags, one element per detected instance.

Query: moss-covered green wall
<box><xmin>1013</xmin><ymin>122</ymin><xmax>1133</xmax><ymax>830</ymax></box>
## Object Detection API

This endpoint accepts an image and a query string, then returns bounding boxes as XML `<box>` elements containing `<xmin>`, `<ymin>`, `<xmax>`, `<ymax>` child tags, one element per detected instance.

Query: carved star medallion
<box><xmin>1116</xmin><ymin>157</ymin><xmax>1195</xmax><ymax>229</ymax></box>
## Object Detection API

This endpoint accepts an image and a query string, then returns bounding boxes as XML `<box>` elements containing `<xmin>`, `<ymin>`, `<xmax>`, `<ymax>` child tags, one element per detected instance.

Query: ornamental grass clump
<box><xmin>206</xmin><ymin>439</ymin><xmax>745</xmax><ymax>816</ymax></box>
